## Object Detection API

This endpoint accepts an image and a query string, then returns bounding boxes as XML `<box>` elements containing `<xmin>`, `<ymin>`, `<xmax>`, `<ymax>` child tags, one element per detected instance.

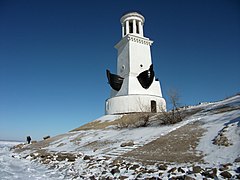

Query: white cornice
<box><xmin>115</xmin><ymin>34</ymin><xmax>153</xmax><ymax>49</ymax></box>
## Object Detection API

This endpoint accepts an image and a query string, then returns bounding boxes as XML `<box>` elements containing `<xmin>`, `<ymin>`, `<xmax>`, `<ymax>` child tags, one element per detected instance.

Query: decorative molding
<box><xmin>115</xmin><ymin>34</ymin><xmax>153</xmax><ymax>50</ymax></box>
<box><xmin>128</xmin><ymin>35</ymin><xmax>153</xmax><ymax>46</ymax></box>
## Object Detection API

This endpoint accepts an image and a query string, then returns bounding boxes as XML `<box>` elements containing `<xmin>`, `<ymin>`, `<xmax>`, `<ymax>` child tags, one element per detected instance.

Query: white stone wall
<box><xmin>106</xmin><ymin>95</ymin><xmax>166</xmax><ymax>114</ymax></box>
<box><xmin>115</xmin><ymin>35</ymin><xmax>153</xmax><ymax>78</ymax></box>
<box><xmin>111</xmin><ymin>34</ymin><xmax>162</xmax><ymax>97</ymax></box>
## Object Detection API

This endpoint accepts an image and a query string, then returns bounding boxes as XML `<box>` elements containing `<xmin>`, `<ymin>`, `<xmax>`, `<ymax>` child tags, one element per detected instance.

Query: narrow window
<box><xmin>136</xmin><ymin>21</ymin><xmax>139</xmax><ymax>34</ymax></box>
<box><xmin>124</xmin><ymin>22</ymin><xmax>126</xmax><ymax>35</ymax></box>
<box><xmin>129</xmin><ymin>21</ymin><xmax>133</xmax><ymax>33</ymax></box>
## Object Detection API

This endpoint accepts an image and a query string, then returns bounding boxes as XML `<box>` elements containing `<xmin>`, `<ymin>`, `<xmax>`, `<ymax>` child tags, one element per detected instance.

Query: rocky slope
<box><xmin>12</xmin><ymin>95</ymin><xmax>240</xmax><ymax>179</ymax></box>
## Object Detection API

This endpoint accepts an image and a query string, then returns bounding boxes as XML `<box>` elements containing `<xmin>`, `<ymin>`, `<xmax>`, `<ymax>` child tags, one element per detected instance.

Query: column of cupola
<box><xmin>121</xmin><ymin>15</ymin><xmax>144</xmax><ymax>37</ymax></box>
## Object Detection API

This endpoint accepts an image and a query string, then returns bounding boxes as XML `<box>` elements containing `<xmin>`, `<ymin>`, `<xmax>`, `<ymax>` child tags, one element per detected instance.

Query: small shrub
<box><xmin>117</xmin><ymin>113</ymin><xmax>150</xmax><ymax>129</ymax></box>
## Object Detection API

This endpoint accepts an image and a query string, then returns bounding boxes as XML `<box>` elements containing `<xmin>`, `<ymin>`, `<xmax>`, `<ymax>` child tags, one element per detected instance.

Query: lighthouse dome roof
<box><xmin>120</xmin><ymin>12</ymin><xmax>145</xmax><ymax>24</ymax></box>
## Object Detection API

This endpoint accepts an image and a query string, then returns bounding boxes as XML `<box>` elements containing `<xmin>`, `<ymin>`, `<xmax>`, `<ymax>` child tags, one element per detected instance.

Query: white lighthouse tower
<box><xmin>105</xmin><ymin>12</ymin><xmax>166</xmax><ymax>114</ymax></box>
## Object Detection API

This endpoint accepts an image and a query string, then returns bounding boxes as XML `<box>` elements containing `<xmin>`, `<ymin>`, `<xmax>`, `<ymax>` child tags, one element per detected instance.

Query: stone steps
<box><xmin>102</xmin><ymin>133</ymin><xmax>168</xmax><ymax>158</ymax></box>
<box><xmin>104</xmin><ymin>141</ymin><xmax>156</xmax><ymax>158</ymax></box>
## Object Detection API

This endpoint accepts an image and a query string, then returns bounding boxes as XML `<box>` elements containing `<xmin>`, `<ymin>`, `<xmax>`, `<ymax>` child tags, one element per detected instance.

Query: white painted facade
<box><xmin>105</xmin><ymin>12</ymin><xmax>166</xmax><ymax>114</ymax></box>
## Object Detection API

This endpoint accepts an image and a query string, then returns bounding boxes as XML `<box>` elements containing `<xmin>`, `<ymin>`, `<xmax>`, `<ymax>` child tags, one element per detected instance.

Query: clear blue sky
<box><xmin>0</xmin><ymin>0</ymin><xmax>239</xmax><ymax>141</ymax></box>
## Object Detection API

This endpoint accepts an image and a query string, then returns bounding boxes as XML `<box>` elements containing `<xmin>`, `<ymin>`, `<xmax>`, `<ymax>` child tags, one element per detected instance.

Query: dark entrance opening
<box><xmin>151</xmin><ymin>100</ymin><xmax>157</xmax><ymax>113</ymax></box>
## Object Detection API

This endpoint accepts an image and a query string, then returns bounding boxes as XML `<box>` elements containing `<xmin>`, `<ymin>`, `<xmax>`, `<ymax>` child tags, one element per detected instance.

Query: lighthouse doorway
<box><xmin>151</xmin><ymin>100</ymin><xmax>157</xmax><ymax>113</ymax></box>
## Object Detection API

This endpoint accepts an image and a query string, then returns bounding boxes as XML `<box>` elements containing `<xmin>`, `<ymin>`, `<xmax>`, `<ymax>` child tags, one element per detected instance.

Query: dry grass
<box><xmin>116</xmin><ymin>113</ymin><xmax>150</xmax><ymax>128</ymax></box>
<box><xmin>71</xmin><ymin>120</ymin><xmax>120</xmax><ymax>131</ymax></box>
<box><xmin>71</xmin><ymin>107</ymin><xmax>204</xmax><ymax>131</ymax></box>
<box><xmin>211</xmin><ymin>105</ymin><xmax>240</xmax><ymax>114</ymax></box>
<box><xmin>71</xmin><ymin>113</ymin><xmax>152</xmax><ymax>131</ymax></box>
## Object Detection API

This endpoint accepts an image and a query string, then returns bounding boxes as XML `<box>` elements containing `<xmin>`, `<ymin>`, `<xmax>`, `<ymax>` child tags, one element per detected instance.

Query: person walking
<box><xmin>26</xmin><ymin>136</ymin><xmax>31</xmax><ymax>144</ymax></box>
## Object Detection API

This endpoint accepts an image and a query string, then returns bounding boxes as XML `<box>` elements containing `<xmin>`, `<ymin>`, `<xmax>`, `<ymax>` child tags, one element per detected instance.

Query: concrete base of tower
<box><xmin>105</xmin><ymin>94</ymin><xmax>166</xmax><ymax>115</ymax></box>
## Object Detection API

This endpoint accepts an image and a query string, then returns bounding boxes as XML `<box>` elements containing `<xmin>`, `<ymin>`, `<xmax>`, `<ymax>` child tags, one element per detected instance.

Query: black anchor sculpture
<box><xmin>137</xmin><ymin>64</ymin><xmax>155</xmax><ymax>89</ymax></box>
<box><xmin>106</xmin><ymin>69</ymin><xmax>124</xmax><ymax>91</ymax></box>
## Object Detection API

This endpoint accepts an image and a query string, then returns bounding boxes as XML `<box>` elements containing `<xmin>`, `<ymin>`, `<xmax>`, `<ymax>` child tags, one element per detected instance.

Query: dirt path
<box><xmin>121</xmin><ymin>121</ymin><xmax>206</xmax><ymax>164</ymax></box>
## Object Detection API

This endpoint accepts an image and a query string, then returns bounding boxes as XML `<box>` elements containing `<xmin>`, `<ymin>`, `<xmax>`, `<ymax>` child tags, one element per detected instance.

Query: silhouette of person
<box><xmin>27</xmin><ymin>136</ymin><xmax>31</xmax><ymax>144</ymax></box>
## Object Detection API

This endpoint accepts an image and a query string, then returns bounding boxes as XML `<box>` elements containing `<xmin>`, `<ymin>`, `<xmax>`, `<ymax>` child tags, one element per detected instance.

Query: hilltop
<box><xmin>12</xmin><ymin>94</ymin><xmax>240</xmax><ymax>179</ymax></box>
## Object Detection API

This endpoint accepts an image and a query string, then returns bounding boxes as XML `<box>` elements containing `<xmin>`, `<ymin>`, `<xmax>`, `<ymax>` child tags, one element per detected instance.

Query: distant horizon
<box><xmin>2</xmin><ymin>92</ymin><xmax>240</xmax><ymax>142</ymax></box>
<box><xmin>0</xmin><ymin>139</ymin><xmax>24</xmax><ymax>143</ymax></box>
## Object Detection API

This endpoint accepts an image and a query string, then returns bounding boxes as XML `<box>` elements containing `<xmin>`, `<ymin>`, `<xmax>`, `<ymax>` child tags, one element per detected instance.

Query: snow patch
<box><xmin>94</xmin><ymin>114</ymin><xmax>123</xmax><ymax>122</ymax></box>
<box><xmin>197</xmin><ymin>110</ymin><xmax>240</xmax><ymax>165</ymax></box>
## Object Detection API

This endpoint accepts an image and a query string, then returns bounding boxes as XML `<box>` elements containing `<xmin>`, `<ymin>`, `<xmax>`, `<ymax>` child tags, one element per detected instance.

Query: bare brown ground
<box><xmin>121</xmin><ymin>121</ymin><xmax>206</xmax><ymax>164</ymax></box>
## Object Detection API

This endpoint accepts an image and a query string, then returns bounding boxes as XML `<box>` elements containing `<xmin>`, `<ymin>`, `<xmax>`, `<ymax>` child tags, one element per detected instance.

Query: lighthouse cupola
<box><xmin>120</xmin><ymin>12</ymin><xmax>145</xmax><ymax>37</ymax></box>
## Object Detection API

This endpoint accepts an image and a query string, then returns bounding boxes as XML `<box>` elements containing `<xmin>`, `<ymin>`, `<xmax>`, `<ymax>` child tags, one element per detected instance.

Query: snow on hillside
<box><xmin>11</xmin><ymin>94</ymin><xmax>240</xmax><ymax>179</ymax></box>
<box><xmin>44</xmin><ymin>95</ymin><xmax>240</xmax><ymax>162</ymax></box>
<box><xmin>195</xmin><ymin>95</ymin><xmax>240</xmax><ymax>164</ymax></box>
<box><xmin>197</xmin><ymin>109</ymin><xmax>240</xmax><ymax>164</ymax></box>
<box><xmin>0</xmin><ymin>141</ymin><xmax>63</xmax><ymax>180</ymax></box>
<box><xmin>0</xmin><ymin>140</ymin><xmax>23</xmax><ymax>148</ymax></box>
<box><xmin>40</xmin><ymin>114</ymin><xmax>204</xmax><ymax>159</ymax></box>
